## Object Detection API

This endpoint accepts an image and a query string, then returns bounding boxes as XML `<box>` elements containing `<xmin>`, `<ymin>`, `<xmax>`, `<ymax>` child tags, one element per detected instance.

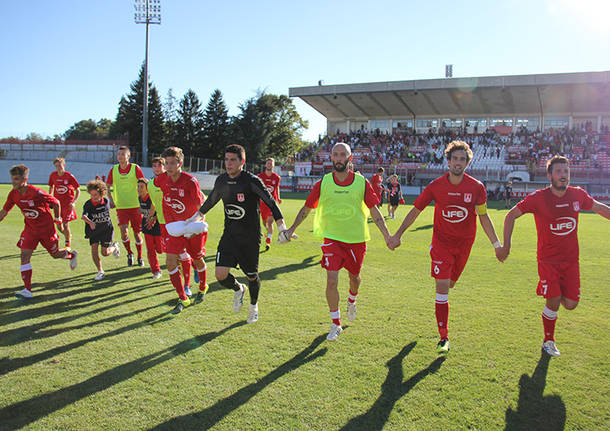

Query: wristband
<box><xmin>492</xmin><ymin>241</ymin><xmax>501</xmax><ymax>249</ymax></box>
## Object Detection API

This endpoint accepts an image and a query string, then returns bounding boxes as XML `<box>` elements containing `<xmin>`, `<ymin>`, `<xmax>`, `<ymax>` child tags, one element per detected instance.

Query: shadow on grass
<box><xmin>0</xmin><ymin>250</ymin><xmax>46</xmax><ymax>261</ymax></box>
<box><xmin>147</xmin><ymin>334</ymin><xmax>328</xmax><ymax>430</ymax></box>
<box><xmin>259</xmin><ymin>255</ymin><xmax>319</xmax><ymax>281</ymax></box>
<box><xmin>0</xmin><ymin>288</ymin><xmax>169</xmax><ymax>347</ymax></box>
<box><xmin>0</xmin><ymin>276</ymin><xmax>167</xmax><ymax>328</ymax></box>
<box><xmin>410</xmin><ymin>224</ymin><xmax>433</xmax><ymax>232</ymax></box>
<box><xmin>0</xmin><ymin>321</ymin><xmax>246</xmax><ymax>430</ymax></box>
<box><xmin>340</xmin><ymin>342</ymin><xmax>445</xmax><ymax>431</ymax></box>
<box><xmin>504</xmin><ymin>353</ymin><xmax>565</xmax><ymax>430</ymax></box>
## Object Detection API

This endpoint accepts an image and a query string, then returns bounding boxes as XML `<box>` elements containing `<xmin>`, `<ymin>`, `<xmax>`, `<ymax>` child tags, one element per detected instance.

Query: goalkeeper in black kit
<box><xmin>188</xmin><ymin>144</ymin><xmax>287</xmax><ymax>324</ymax></box>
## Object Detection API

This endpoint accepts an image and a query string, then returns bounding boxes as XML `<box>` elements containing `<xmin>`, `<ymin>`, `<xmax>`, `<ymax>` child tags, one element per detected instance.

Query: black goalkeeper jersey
<box><xmin>199</xmin><ymin>170</ymin><xmax>283</xmax><ymax>238</ymax></box>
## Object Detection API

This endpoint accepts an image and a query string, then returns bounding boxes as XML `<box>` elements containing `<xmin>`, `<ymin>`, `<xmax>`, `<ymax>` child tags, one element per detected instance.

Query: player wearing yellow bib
<box><xmin>106</xmin><ymin>146</ymin><xmax>146</xmax><ymax>267</ymax></box>
<box><xmin>284</xmin><ymin>143</ymin><xmax>393</xmax><ymax>341</ymax></box>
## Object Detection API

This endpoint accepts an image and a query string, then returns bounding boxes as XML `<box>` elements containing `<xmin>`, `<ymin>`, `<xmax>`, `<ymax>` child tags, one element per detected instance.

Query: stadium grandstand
<box><xmin>289</xmin><ymin>71</ymin><xmax>610</xmax><ymax>201</ymax></box>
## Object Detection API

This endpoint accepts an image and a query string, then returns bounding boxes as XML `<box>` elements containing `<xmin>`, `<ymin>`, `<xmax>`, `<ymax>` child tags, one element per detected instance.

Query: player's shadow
<box><xmin>411</xmin><ymin>224</ymin><xmax>433</xmax><ymax>232</ymax></box>
<box><xmin>0</xmin><ymin>277</ymin><xmax>165</xmax><ymax>328</ymax></box>
<box><xmin>0</xmin><ymin>250</ymin><xmax>46</xmax><ymax>261</ymax></box>
<box><xmin>259</xmin><ymin>255</ymin><xmax>319</xmax><ymax>281</ymax></box>
<box><xmin>0</xmin><ymin>321</ymin><xmax>245</xmax><ymax>430</ymax></box>
<box><xmin>504</xmin><ymin>353</ymin><xmax>565</xmax><ymax>430</ymax></box>
<box><xmin>0</xmin><ymin>290</ymin><xmax>169</xmax><ymax>347</ymax></box>
<box><xmin>147</xmin><ymin>334</ymin><xmax>328</xmax><ymax>430</ymax></box>
<box><xmin>340</xmin><ymin>342</ymin><xmax>445</xmax><ymax>431</ymax></box>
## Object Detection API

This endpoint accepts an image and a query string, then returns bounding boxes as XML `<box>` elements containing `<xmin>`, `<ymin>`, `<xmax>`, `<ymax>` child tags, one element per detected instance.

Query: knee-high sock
<box><xmin>135</xmin><ymin>240</ymin><xmax>143</xmax><ymax>259</ymax></box>
<box><xmin>248</xmin><ymin>276</ymin><xmax>260</xmax><ymax>305</ymax></box>
<box><xmin>122</xmin><ymin>238</ymin><xmax>133</xmax><ymax>255</ymax></box>
<box><xmin>542</xmin><ymin>306</ymin><xmax>558</xmax><ymax>342</ymax></box>
<box><xmin>219</xmin><ymin>273</ymin><xmax>239</xmax><ymax>291</ymax></box>
<box><xmin>198</xmin><ymin>263</ymin><xmax>207</xmax><ymax>291</ymax></box>
<box><xmin>435</xmin><ymin>293</ymin><xmax>449</xmax><ymax>340</ymax></box>
<box><xmin>20</xmin><ymin>263</ymin><xmax>32</xmax><ymax>291</ymax></box>
<box><xmin>168</xmin><ymin>267</ymin><xmax>187</xmax><ymax>300</ymax></box>
<box><xmin>180</xmin><ymin>253</ymin><xmax>191</xmax><ymax>287</ymax></box>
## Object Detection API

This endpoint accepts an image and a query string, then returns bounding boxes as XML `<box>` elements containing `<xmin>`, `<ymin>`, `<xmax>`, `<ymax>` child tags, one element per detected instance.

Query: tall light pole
<box><xmin>134</xmin><ymin>0</ymin><xmax>161</xmax><ymax>166</ymax></box>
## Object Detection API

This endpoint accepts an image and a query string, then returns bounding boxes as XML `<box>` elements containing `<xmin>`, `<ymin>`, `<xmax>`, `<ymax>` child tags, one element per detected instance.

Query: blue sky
<box><xmin>1</xmin><ymin>0</ymin><xmax>608</xmax><ymax>142</ymax></box>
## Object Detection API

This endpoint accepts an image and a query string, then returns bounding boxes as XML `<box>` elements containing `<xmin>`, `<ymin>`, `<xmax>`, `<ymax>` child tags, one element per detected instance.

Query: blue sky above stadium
<box><xmin>1</xmin><ymin>0</ymin><xmax>608</xmax><ymax>142</ymax></box>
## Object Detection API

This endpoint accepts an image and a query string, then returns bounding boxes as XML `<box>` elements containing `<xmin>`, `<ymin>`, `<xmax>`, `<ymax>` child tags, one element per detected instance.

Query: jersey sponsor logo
<box><xmin>572</xmin><ymin>201</ymin><xmax>580</xmax><ymax>211</ymax></box>
<box><xmin>266</xmin><ymin>185</ymin><xmax>274</xmax><ymax>194</ymax></box>
<box><xmin>165</xmin><ymin>198</ymin><xmax>186</xmax><ymax>214</ymax></box>
<box><xmin>331</xmin><ymin>203</ymin><xmax>356</xmax><ymax>218</ymax></box>
<box><xmin>23</xmin><ymin>209</ymin><xmax>39</xmax><ymax>219</ymax></box>
<box><xmin>56</xmin><ymin>185</ymin><xmax>68</xmax><ymax>194</ymax></box>
<box><xmin>441</xmin><ymin>205</ymin><xmax>468</xmax><ymax>223</ymax></box>
<box><xmin>464</xmin><ymin>193</ymin><xmax>472</xmax><ymax>203</ymax></box>
<box><xmin>550</xmin><ymin>216</ymin><xmax>576</xmax><ymax>236</ymax></box>
<box><xmin>225</xmin><ymin>204</ymin><xmax>245</xmax><ymax>219</ymax></box>
<box><xmin>237</xmin><ymin>193</ymin><xmax>245</xmax><ymax>202</ymax></box>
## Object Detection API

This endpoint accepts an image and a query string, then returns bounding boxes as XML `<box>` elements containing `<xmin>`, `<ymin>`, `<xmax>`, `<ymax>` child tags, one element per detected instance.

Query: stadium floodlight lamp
<box><xmin>134</xmin><ymin>0</ymin><xmax>161</xmax><ymax>166</ymax></box>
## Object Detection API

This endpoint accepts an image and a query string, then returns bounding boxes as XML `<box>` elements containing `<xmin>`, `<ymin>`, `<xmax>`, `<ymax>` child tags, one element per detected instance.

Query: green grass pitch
<box><xmin>0</xmin><ymin>184</ymin><xmax>608</xmax><ymax>430</ymax></box>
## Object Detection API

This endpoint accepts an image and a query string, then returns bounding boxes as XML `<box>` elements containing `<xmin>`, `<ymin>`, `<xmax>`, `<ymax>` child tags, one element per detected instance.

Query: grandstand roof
<box><xmin>289</xmin><ymin>71</ymin><xmax>610</xmax><ymax>119</ymax></box>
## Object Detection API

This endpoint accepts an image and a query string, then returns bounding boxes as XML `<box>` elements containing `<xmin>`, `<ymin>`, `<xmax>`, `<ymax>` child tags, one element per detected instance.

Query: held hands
<box><xmin>495</xmin><ymin>245</ymin><xmax>510</xmax><ymax>262</ymax></box>
<box><xmin>386</xmin><ymin>234</ymin><xmax>401</xmax><ymax>250</ymax></box>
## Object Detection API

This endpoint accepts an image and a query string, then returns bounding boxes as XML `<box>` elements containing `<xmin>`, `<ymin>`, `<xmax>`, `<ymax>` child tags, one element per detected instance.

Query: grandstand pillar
<box><xmin>597</xmin><ymin>115</ymin><xmax>602</xmax><ymax>132</ymax></box>
<box><xmin>346</xmin><ymin>119</ymin><xmax>351</xmax><ymax>133</ymax></box>
<box><xmin>568</xmin><ymin>116</ymin><xmax>573</xmax><ymax>129</ymax></box>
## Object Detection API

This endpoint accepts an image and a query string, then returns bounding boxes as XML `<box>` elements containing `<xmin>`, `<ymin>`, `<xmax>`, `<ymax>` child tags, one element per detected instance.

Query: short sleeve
<box><xmin>363</xmin><ymin>179</ymin><xmax>379</xmax><ymax>209</ymax></box>
<box><xmin>517</xmin><ymin>191</ymin><xmax>538</xmax><ymax>214</ymax></box>
<box><xmin>475</xmin><ymin>182</ymin><xmax>487</xmax><ymax>205</ymax></box>
<box><xmin>413</xmin><ymin>184</ymin><xmax>434</xmax><ymax>211</ymax></box>
<box><xmin>2</xmin><ymin>192</ymin><xmax>15</xmax><ymax>212</ymax></box>
<box><xmin>305</xmin><ymin>181</ymin><xmax>322</xmax><ymax>209</ymax></box>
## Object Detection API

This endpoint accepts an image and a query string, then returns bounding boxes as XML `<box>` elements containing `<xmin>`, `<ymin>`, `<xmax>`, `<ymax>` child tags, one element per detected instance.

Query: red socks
<box><xmin>330</xmin><ymin>309</ymin><xmax>341</xmax><ymax>326</ymax></box>
<box><xmin>20</xmin><ymin>263</ymin><xmax>32</xmax><ymax>291</ymax></box>
<box><xmin>122</xmin><ymin>239</ymin><xmax>133</xmax><ymax>255</ymax></box>
<box><xmin>180</xmin><ymin>254</ymin><xmax>192</xmax><ymax>287</ymax></box>
<box><xmin>542</xmin><ymin>306</ymin><xmax>558</xmax><ymax>342</ymax></box>
<box><xmin>135</xmin><ymin>241</ymin><xmax>143</xmax><ymax>259</ymax></box>
<box><xmin>168</xmin><ymin>267</ymin><xmax>187</xmax><ymax>300</ymax></box>
<box><xmin>435</xmin><ymin>293</ymin><xmax>449</xmax><ymax>340</ymax></box>
<box><xmin>347</xmin><ymin>289</ymin><xmax>358</xmax><ymax>304</ymax></box>
<box><xmin>198</xmin><ymin>264</ymin><xmax>207</xmax><ymax>291</ymax></box>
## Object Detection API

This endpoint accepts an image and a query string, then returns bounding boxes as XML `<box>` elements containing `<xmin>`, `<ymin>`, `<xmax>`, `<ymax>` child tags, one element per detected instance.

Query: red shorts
<box><xmin>429</xmin><ymin>238</ymin><xmax>474</xmax><ymax>282</ymax></box>
<box><xmin>163</xmin><ymin>230</ymin><xmax>207</xmax><ymax>260</ymax></box>
<box><xmin>537</xmin><ymin>261</ymin><xmax>580</xmax><ymax>302</ymax></box>
<box><xmin>320</xmin><ymin>238</ymin><xmax>367</xmax><ymax>275</ymax></box>
<box><xmin>117</xmin><ymin>208</ymin><xmax>142</xmax><ymax>232</ymax></box>
<box><xmin>59</xmin><ymin>201</ymin><xmax>77</xmax><ymax>222</ymax></box>
<box><xmin>260</xmin><ymin>202</ymin><xmax>273</xmax><ymax>222</ymax></box>
<box><xmin>17</xmin><ymin>228</ymin><xmax>60</xmax><ymax>254</ymax></box>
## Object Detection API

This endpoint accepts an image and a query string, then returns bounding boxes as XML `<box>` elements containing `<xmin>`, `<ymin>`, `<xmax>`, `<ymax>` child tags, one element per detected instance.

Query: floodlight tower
<box><xmin>134</xmin><ymin>0</ymin><xmax>161</xmax><ymax>166</ymax></box>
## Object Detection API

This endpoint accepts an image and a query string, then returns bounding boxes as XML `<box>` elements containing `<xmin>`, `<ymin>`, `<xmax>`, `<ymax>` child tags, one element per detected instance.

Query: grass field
<box><xmin>0</xmin><ymin>183</ymin><xmax>608</xmax><ymax>430</ymax></box>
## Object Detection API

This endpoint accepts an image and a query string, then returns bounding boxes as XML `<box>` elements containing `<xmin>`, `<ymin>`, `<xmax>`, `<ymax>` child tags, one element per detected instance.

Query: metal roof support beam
<box><xmin>344</xmin><ymin>94</ymin><xmax>370</xmax><ymax>117</ymax></box>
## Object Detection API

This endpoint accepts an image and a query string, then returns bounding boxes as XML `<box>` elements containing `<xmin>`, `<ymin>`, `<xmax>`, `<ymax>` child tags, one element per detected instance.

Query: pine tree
<box><xmin>202</xmin><ymin>89</ymin><xmax>231</xmax><ymax>159</ymax></box>
<box><xmin>176</xmin><ymin>89</ymin><xmax>204</xmax><ymax>156</ymax></box>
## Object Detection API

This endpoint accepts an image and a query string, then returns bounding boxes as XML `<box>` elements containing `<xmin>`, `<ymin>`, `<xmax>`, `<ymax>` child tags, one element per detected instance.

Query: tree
<box><xmin>25</xmin><ymin>132</ymin><xmax>44</xmax><ymax>141</ymax></box>
<box><xmin>201</xmin><ymin>89</ymin><xmax>231</xmax><ymax>159</ymax></box>
<box><xmin>232</xmin><ymin>92</ymin><xmax>308</xmax><ymax>162</ymax></box>
<box><xmin>111</xmin><ymin>64</ymin><xmax>165</xmax><ymax>158</ymax></box>
<box><xmin>176</xmin><ymin>89</ymin><xmax>204</xmax><ymax>156</ymax></box>
<box><xmin>64</xmin><ymin>119</ymin><xmax>114</xmax><ymax>140</ymax></box>
<box><xmin>162</xmin><ymin>88</ymin><xmax>179</xmax><ymax>148</ymax></box>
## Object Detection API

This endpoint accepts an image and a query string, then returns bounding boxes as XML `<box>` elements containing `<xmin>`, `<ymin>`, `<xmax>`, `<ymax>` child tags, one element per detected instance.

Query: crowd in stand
<box><xmin>297</xmin><ymin>123</ymin><xmax>610</xmax><ymax>170</ymax></box>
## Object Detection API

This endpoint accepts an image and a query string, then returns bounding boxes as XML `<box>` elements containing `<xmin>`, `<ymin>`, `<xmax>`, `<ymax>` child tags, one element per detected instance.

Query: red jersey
<box><xmin>517</xmin><ymin>186</ymin><xmax>593</xmax><ymax>263</ymax></box>
<box><xmin>305</xmin><ymin>171</ymin><xmax>379</xmax><ymax>209</ymax></box>
<box><xmin>154</xmin><ymin>172</ymin><xmax>204</xmax><ymax>223</ymax></box>
<box><xmin>106</xmin><ymin>163</ymin><xmax>145</xmax><ymax>184</ymax></box>
<box><xmin>48</xmin><ymin>171</ymin><xmax>80</xmax><ymax>204</ymax></box>
<box><xmin>257</xmin><ymin>171</ymin><xmax>281</xmax><ymax>200</ymax></box>
<box><xmin>371</xmin><ymin>173</ymin><xmax>383</xmax><ymax>197</ymax></box>
<box><xmin>413</xmin><ymin>173</ymin><xmax>487</xmax><ymax>243</ymax></box>
<box><xmin>3</xmin><ymin>185</ymin><xmax>59</xmax><ymax>234</ymax></box>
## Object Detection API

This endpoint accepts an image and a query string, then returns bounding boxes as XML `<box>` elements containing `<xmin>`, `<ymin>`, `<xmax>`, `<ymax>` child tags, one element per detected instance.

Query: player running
<box><xmin>283</xmin><ymin>143</ymin><xmax>393</xmax><ymax>341</ymax></box>
<box><xmin>497</xmin><ymin>155</ymin><xmax>610</xmax><ymax>356</ymax></box>
<box><xmin>48</xmin><ymin>157</ymin><xmax>80</xmax><ymax>249</ymax></box>
<box><xmin>106</xmin><ymin>146</ymin><xmax>145</xmax><ymax>267</ymax></box>
<box><xmin>371</xmin><ymin>167</ymin><xmax>385</xmax><ymax>209</ymax></box>
<box><xmin>258</xmin><ymin>157</ymin><xmax>282</xmax><ymax>250</ymax></box>
<box><xmin>154</xmin><ymin>147</ymin><xmax>209</xmax><ymax>314</ymax></box>
<box><xmin>388</xmin><ymin>141</ymin><xmax>503</xmax><ymax>353</ymax></box>
<box><xmin>0</xmin><ymin>164</ymin><xmax>78</xmax><ymax>299</ymax></box>
<box><xmin>82</xmin><ymin>180</ymin><xmax>120</xmax><ymax>280</ymax></box>
<box><xmin>138</xmin><ymin>178</ymin><xmax>164</xmax><ymax>279</ymax></box>
<box><xmin>386</xmin><ymin>174</ymin><xmax>403</xmax><ymax>219</ymax></box>
<box><xmin>188</xmin><ymin>144</ymin><xmax>286</xmax><ymax>324</ymax></box>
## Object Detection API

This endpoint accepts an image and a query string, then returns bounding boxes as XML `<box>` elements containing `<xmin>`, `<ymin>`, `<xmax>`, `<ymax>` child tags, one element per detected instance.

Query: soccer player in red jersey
<box><xmin>498</xmin><ymin>156</ymin><xmax>610</xmax><ymax>356</ymax></box>
<box><xmin>48</xmin><ymin>157</ymin><xmax>80</xmax><ymax>249</ymax></box>
<box><xmin>257</xmin><ymin>157</ymin><xmax>282</xmax><ymax>250</ymax></box>
<box><xmin>388</xmin><ymin>141</ymin><xmax>503</xmax><ymax>353</ymax></box>
<box><xmin>0</xmin><ymin>165</ymin><xmax>78</xmax><ymax>299</ymax></box>
<box><xmin>106</xmin><ymin>146</ymin><xmax>146</xmax><ymax>267</ymax></box>
<box><xmin>154</xmin><ymin>147</ymin><xmax>209</xmax><ymax>314</ymax></box>
<box><xmin>370</xmin><ymin>167</ymin><xmax>385</xmax><ymax>208</ymax></box>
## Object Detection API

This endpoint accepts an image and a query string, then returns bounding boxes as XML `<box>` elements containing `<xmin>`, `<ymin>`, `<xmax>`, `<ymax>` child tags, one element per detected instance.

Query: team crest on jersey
<box><xmin>572</xmin><ymin>201</ymin><xmax>580</xmax><ymax>211</ymax></box>
<box><xmin>464</xmin><ymin>193</ymin><xmax>472</xmax><ymax>203</ymax></box>
<box><xmin>237</xmin><ymin>193</ymin><xmax>245</xmax><ymax>202</ymax></box>
<box><xmin>179</xmin><ymin>189</ymin><xmax>184</xmax><ymax>197</ymax></box>
<box><xmin>28</xmin><ymin>200</ymin><xmax>34</xmax><ymax>207</ymax></box>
